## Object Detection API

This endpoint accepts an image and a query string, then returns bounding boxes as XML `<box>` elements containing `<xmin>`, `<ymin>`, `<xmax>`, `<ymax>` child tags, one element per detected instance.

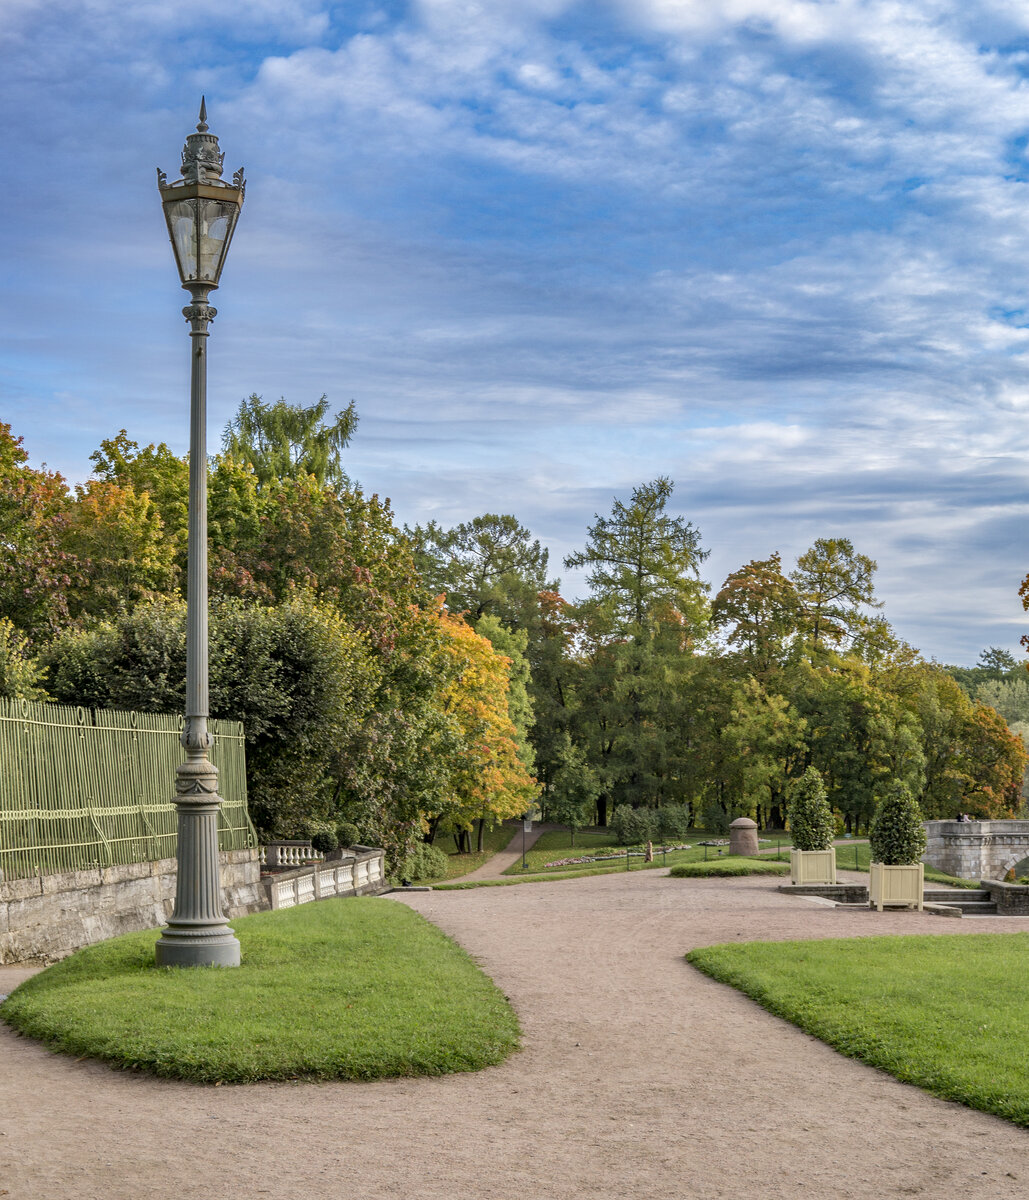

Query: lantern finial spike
<box><xmin>197</xmin><ymin>97</ymin><xmax>208</xmax><ymax>133</ymax></box>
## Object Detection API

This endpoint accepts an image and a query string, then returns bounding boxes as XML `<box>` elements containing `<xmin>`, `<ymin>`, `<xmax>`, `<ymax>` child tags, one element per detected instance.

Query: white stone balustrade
<box><xmin>266</xmin><ymin>849</ymin><xmax>386</xmax><ymax>911</ymax></box>
<box><xmin>260</xmin><ymin>841</ymin><xmax>325</xmax><ymax>869</ymax></box>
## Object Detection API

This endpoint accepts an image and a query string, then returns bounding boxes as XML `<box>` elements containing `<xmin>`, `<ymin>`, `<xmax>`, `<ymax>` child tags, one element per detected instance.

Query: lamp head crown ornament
<box><xmin>157</xmin><ymin>98</ymin><xmax>245</xmax><ymax>289</ymax></box>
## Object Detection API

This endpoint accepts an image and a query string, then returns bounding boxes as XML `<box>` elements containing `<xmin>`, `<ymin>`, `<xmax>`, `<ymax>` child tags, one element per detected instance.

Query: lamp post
<box><xmin>154</xmin><ymin>100</ymin><xmax>245</xmax><ymax>968</ymax></box>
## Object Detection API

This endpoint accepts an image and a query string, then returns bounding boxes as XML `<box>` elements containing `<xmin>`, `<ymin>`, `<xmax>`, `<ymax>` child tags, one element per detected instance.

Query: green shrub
<box><xmin>610</xmin><ymin>804</ymin><xmax>656</xmax><ymax>846</ymax></box>
<box><xmin>0</xmin><ymin>618</ymin><xmax>47</xmax><ymax>700</ymax></box>
<box><xmin>786</xmin><ymin>767</ymin><xmax>835</xmax><ymax>852</ymax></box>
<box><xmin>402</xmin><ymin>841</ymin><xmax>450</xmax><ymax>882</ymax></box>
<box><xmin>336</xmin><ymin>820</ymin><xmax>363</xmax><ymax>848</ymax></box>
<box><xmin>656</xmin><ymin>803</ymin><xmax>691</xmax><ymax>841</ymax></box>
<box><xmin>700</xmin><ymin>797</ymin><xmax>729</xmax><ymax>834</ymax></box>
<box><xmin>670</xmin><ymin>858</ymin><xmax>789</xmax><ymax>878</ymax></box>
<box><xmin>869</xmin><ymin>780</ymin><xmax>927</xmax><ymax>865</ymax></box>
<box><xmin>306</xmin><ymin>820</ymin><xmax>339</xmax><ymax>855</ymax></box>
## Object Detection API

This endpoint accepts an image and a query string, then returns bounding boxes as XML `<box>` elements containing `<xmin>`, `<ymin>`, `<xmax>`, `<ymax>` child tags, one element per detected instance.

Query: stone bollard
<box><xmin>645</xmin><ymin>841</ymin><xmax>654</xmax><ymax>863</ymax></box>
<box><xmin>729</xmin><ymin>817</ymin><xmax>759</xmax><ymax>857</ymax></box>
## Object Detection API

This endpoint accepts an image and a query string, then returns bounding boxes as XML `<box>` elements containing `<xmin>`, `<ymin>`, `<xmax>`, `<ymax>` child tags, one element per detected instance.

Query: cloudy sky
<box><xmin>4</xmin><ymin>0</ymin><xmax>1029</xmax><ymax>665</ymax></box>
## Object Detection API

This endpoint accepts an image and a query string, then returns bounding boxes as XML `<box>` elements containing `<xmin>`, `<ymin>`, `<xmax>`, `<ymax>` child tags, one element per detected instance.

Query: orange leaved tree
<box><xmin>432</xmin><ymin>608</ymin><xmax>538</xmax><ymax>851</ymax></box>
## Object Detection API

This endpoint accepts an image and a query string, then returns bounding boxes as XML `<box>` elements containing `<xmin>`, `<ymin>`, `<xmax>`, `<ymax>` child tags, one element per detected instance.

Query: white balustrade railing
<box><xmin>264</xmin><ymin>849</ymin><xmax>386</xmax><ymax>911</ymax></box>
<box><xmin>260</xmin><ymin>842</ymin><xmax>325</xmax><ymax>868</ymax></box>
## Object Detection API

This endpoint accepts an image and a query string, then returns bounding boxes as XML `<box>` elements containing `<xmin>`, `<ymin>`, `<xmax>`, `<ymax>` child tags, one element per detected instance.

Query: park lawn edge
<box><xmin>435</xmin><ymin>864</ymin><xmax>637</xmax><ymax>888</ymax></box>
<box><xmin>686</xmin><ymin>932</ymin><xmax>1029</xmax><ymax>1127</ymax></box>
<box><xmin>669</xmin><ymin>858</ymin><xmax>790</xmax><ymax>878</ymax></box>
<box><xmin>0</xmin><ymin>897</ymin><xmax>520</xmax><ymax>1084</ymax></box>
<box><xmin>436</xmin><ymin>854</ymin><xmax>791</xmax><ymax>889</ymax></box>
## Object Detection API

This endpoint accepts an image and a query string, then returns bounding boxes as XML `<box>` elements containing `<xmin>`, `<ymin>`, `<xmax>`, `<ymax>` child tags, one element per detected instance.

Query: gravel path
<box><xmin>2</xmin><ymin>870</ymin><xmax>1028</xmax><ymax>1199</ymax></box>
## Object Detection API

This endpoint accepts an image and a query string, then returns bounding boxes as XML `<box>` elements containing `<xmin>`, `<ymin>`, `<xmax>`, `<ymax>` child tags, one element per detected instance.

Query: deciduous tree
<box><xmin>0</xmin><ymin>423</ymin><xmax>80</xmax><ymax>640</ymax></box>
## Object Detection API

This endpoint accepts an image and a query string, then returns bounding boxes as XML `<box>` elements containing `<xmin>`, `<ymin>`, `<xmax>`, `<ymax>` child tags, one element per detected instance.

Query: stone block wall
<box><xmin>923</xmin><ymin>820</ymin><xmax>1029</xmax><ymax>881</ymax></box>
<box><xmin>0</xmin><ymin>849</ymin><xmax>266</xmax><ymax>965</ymax></box>
<box><xmin>981</xmin><ymin>880</ymin><xmax>1029</xmax><ymax>915</ymax></box>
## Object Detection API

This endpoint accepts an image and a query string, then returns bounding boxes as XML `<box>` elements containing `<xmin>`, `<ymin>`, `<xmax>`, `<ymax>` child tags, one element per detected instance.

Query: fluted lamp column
<box><xmin>155</xmin><ymin>99</ymin><xmax>244</xmax><ymax>968</ymax></box>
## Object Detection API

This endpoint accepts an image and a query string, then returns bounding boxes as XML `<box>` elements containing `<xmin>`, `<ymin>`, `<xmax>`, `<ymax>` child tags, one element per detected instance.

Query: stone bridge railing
<box><xmin>924</xmin><ymin>820</ymin><xmax>1029</xmax><ymax>881</ymax></box>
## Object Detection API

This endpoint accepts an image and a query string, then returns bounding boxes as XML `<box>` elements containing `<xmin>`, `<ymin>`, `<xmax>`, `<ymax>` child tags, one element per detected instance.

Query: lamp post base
<box><xmin>156</xmin><ymin>753</ymin><xmax>241</xmax><ymax>968</ymax></box>
<box><xmin>155</xmin><ymin>923</ymin><xmax>241</xmax><ymax>968</ymax></box>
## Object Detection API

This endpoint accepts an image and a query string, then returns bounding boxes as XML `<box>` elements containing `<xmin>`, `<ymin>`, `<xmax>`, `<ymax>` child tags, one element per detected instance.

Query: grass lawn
<box><xmin>833</xmin><ymin>841</ymin><xmax>981</xmax><ymax>889</ymax></box>
<box><xmin>501</xmin><ymin>828</ymin><xmax>791</xmax><ymax>877</ymax></box>
<box><xmin>0</xmin><ymin>898</ymin><xmax>520</xmax><ymax>1084</ymax></box>
<box><xmin>687</xmin><ymin>932</ymin><xmax>1029</xmax><ymax>1126</ymax></box>
<box><xmin>416</xmin><ymin>822</ymin><xmax>517</xmax><ymax>882</ymax></box>
<box><xmin>670</xmin><ymin>857</ymin><xmax>790</xmax><ymax>878</ymax></box>
<box><xmin>436</xmin><ymin>865</ymin><xmax>654</xmax><ymax>889</ymax></box>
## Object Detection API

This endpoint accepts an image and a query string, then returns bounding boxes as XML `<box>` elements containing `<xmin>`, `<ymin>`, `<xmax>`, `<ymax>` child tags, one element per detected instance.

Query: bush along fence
<box><xmin>0</xmin><ymin>697</ymin><xmax>257</xmax><ymax>883</ymax></box>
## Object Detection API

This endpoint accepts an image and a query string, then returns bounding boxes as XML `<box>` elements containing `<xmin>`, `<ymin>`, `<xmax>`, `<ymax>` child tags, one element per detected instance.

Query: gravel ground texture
<box><xmin>2</xmin><ymin>869</ymin><xmax>1028</xmax><ymax>1199</ymax></box>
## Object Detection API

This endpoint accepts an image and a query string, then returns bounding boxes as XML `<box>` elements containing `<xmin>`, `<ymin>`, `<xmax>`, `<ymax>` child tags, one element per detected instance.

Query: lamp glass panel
<box><xmin>166</xmin><ymin>198</ymin><xmax>199</xmax><ymax>281</ymax></box>
<box><xmin>197</xmin><ymin>198</ymin><xmax>240</xmax><ymax>284</ymax></box>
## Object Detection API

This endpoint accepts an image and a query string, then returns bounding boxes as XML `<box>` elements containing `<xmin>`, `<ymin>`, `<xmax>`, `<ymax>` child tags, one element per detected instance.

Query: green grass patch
<box><xmin>438</xmin><ymin>852</ymin><xmax>788</xmax><ymax>890</ymax></box>
<box><xmin>435</xmin><ymin>864</ymin><xmax>640</xmax><ymax>889</ymax></box>
<box><xmin>669</xmin><ymin>857</ymin><xmax>790</xmax><ymax>878</ymax></box>
<box><xmin>0</xmin><ymin>898</ymin><xmax>520</xmax><ymax>1084</ymax></box>
<box><xmin>687</xmin><ymin>932</ymin><xmax>1029</xmax><ymax>1126</ymax></box>
<box><xmin>502</xmin><ymin>827</ymin><xmax>768</xmax><ymax>876</ymax></box>
<box><xmin>834</xmin><ymin>842</ymin><xmax>981</xmax><ymax>889</ymax></box>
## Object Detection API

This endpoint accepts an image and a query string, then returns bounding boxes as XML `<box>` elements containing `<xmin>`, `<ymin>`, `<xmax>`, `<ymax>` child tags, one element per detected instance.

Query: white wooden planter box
<box><xmin>790</xmin><ymin>847</ymin><xmax>837</xmax><ymax>885</ymax></box>
<box><xmin>869</xmin><ymin>861</ymin><xmax>924</xmax><ymax>911</ymax></box>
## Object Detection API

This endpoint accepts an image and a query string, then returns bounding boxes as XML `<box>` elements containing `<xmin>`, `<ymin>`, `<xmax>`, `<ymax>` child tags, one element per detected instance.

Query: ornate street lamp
<box><xmin>154</xmin><ymin>100</ymin><xmax>244</xmax><ymax>968</ymax></box>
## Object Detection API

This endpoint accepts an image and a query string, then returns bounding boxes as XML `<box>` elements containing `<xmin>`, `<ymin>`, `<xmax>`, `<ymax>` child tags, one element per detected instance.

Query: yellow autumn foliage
<box><xmin>437</xmin><ymin>609</ymin><xmax>538</xmax><ymax>831</ymax></box>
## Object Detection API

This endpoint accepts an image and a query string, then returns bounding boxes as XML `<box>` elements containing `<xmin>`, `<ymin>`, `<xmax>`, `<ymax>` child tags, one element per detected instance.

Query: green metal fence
<box><xmin>0</xmin><ymin>698</ymin><xmax>257</xmax><ymax>882</ymax></box>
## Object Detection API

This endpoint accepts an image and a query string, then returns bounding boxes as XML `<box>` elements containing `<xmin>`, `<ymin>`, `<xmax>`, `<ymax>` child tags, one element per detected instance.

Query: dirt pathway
<box><xmin>2</xmin><ymin>870</ymin><xmax>1028</xmax><ymax>1199</ymax></box>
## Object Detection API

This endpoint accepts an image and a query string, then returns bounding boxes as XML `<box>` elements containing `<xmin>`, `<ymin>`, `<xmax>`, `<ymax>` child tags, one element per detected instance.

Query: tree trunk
<box><xmin>597</xmin><ymin>796</ymin><xmax>608</xmax><ymax>827</ymax></box>
<box><xmin>476</xmin><ymin>818</ymin><xmax>485</xmax><ymax>853</ymax></box>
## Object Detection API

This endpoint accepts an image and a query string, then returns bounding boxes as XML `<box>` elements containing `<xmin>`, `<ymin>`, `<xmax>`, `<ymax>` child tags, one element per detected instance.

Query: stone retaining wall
<box><xmin>980</xmin><ymin>880</ymin><xmax>1029</xmax><ymax>915</ymax></box>
<box><xmin>0</xmin><ymin>849</ymin><xmax>264</xmax><ymax>965</ymax></box>
<box><xmin>779</xmin><ymin>883</ymin><xmax>868</xmax><ymax>903</ymax></box>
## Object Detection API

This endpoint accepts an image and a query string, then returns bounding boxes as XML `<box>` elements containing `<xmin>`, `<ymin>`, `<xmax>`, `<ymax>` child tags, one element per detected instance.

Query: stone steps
<box><xmin>784</xmin><ymin>883</ymin><xmax>1001</xmax><ymax>916</ymax></box>
<box><xmin>922</xmin><ymin>888</ymin><xmax>998</xmax><ymax>916</ymax></box>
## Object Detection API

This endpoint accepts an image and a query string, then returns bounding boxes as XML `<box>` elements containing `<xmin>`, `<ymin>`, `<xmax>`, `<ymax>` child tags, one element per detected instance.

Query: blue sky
<box><xmin>4</xmin><ymin>0</ymin><xmax>1029</xmax><ymax>665</ymax></box>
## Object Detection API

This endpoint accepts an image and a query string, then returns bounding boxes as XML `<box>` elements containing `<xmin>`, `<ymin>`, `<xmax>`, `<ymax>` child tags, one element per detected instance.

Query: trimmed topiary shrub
<box><xmin>335</xmin><ymin>820</ymin><xmax>362</xmax><ymax>849</ymax></box>
<box><xmin>869</xmin><ymin>780</ymin><xmax>927</xmax><ymax>865</ymax></box>
<box><xmin>786</xmin><ymin>767</ymin><xmax>835</xmax><ymax>852</ymax></box>
<box><xmin>402</xmin><ymin>841</ymin><xmax>450</xmax><ymax>882</ymax></box>
<box><xmin>306</xmin><ymin>820</ymin><xmax>339</xmax><ymax>855</ymax></box>
<box><xmin>610</xmin><ymin>804</ymin><xmax>657</xmax><ymax>846</ymax></box>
